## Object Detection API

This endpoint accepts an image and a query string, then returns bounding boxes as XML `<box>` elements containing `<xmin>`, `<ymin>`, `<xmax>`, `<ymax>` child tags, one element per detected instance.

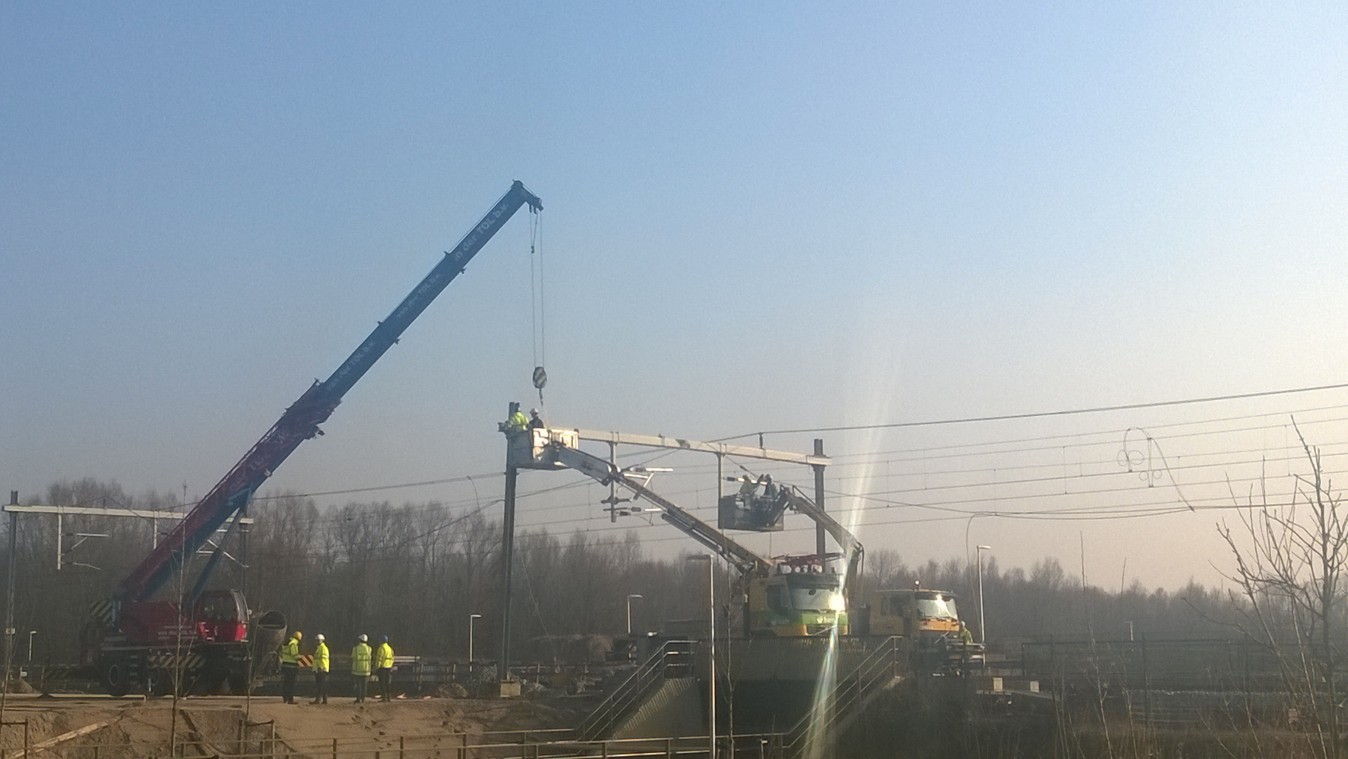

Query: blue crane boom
<box><xmin>119</xmin><ymin>181</ymin><xmax>541</xmax><ymax>604</ymax></box>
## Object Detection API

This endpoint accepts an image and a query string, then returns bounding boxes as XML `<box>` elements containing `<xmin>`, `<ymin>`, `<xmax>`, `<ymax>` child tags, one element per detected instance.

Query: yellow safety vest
<box><xmin>507</xmin><ymin>411</ymin><xmax>528</xmax><ymax>432</ymax></box>
<box><xmin>375</xmin><ymin>642</ymin><xmax>395</xmax><ymax>670</ymax></box>
<box><xmin>314</xmin><ymin>642</ymin><xmax>330</xmax><ymax>673</ymax></box>
<box><xmin>279</xmin><ymin>637</ymin><xmax>300</xmax><ymax>666</ymax></box>
<box><xmin>351</xmin><ymin>643</ymin><xmax>373</xmax><ymax>676</ymax></box>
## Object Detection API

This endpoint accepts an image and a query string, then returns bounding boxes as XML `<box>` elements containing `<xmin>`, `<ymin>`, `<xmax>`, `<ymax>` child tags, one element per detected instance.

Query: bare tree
<box><xmin>1218</xmin><ymin>422</ymin><xmax>1347</xmax><ymax>759</ymax></box>
<box><xmin>863</xmin><ymin>548</ymin><xmax>908</xmax><ymax>590</ymax></box>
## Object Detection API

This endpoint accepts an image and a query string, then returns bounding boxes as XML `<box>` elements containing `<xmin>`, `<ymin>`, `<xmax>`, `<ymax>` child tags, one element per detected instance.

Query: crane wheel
<box><xmin>103</xmin><ymin>660</ymin><xmax>130</xmax><ymax>697</ymax></box>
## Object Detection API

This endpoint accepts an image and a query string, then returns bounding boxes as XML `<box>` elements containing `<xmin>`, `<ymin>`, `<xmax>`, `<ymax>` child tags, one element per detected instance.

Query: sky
<box><xmin>3</xmin><ymin>2</ymin><xmax>1347</xmax><ymax>594</ymax></box>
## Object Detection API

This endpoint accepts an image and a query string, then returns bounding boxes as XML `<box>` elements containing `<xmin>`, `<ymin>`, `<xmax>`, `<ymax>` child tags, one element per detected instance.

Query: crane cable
<box><xmin>528</xmin><ymin>210</ymin><xmax>547</xmax><ymax>407</ymax></box>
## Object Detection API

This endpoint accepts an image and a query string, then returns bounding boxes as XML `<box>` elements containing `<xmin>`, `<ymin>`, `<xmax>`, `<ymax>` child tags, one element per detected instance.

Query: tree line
<box><xmin>1</xmin><ymin>476</ymin><xmax>1248</xmax><ymax>670</ymax></box>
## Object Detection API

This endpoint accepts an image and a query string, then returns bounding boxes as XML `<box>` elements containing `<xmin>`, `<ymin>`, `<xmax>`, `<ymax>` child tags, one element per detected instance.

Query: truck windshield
<box><xmin>198</xmin><ymin>592</ymin><xmax>244</xmax><ymax>622</ymax></box>
<box><xmin>915</xmin><ymin>595</ymin><xmax>959</xmax><ymax>620</ymax></box>
<box><xmin>788</xmin><ymin>579</ymin><xmax>846</xmax><ymax>612</ymax></box>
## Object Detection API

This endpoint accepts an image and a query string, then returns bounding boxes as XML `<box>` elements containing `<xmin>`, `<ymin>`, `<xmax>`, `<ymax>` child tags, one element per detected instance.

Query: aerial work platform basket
<box><xmin>505</xmin><ymin>427</ymin><xmax>579</xmax><ymax>470</ymax></box>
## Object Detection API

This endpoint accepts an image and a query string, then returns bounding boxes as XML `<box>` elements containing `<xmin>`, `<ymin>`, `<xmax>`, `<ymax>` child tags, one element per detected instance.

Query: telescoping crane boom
<box><xmin>91</xmin><ymin>181</ymin><xmax>541</xmax><ymax>696</ymax></box>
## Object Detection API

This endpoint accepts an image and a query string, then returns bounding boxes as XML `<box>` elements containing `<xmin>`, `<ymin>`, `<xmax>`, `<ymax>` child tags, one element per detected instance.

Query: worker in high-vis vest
<box><xmin>310</xmin><ymin>633</ymin><xmax>330</xmax><ymax>704</ymax></box>
<box><xmin>504</xmin><ymin>401</ymin><xmax>528</xmax><ymax>435</ymax></box>
<box><xmin>279</xmin><ymin>630</ymin><xmax>302</xmax><ymax>704</ymax></box>
<box><xmin>351</xmin><ymin>634</ymin><xmax>373</xmax><ymax>704</ymax></box>
<box><xmin>374</xmin><ymin>635</ymin><xmax>396</xmax><ymax>702</ymax></box>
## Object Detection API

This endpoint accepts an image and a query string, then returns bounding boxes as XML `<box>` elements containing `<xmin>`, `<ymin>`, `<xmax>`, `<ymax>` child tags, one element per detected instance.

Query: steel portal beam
<box><xmin>2</xmin><ymin>504</ymin><xmax>253</xmax><ymax>524</ymax></box>
<box><xmin>571</xmin><ymin>429</ymin><xmax>829</xmax><ymax>467</ymax></box>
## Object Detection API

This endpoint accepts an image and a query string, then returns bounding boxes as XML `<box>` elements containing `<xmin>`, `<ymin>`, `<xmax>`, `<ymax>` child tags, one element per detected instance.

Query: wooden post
<box><xmin>332</xmin><ymin>736</ymin><xmax>338</xmax><ymax>759</ymax></box>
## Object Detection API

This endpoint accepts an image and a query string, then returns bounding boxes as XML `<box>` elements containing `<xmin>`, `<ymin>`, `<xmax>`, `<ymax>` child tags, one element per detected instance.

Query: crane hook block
<box><xmin>532</xmin><ymin>366</ymin><xmax>547</xmax><ymax>390</ymax></box>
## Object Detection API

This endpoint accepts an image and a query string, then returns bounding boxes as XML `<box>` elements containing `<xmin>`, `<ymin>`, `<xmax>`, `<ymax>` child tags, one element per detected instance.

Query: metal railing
<box><xmin>780</xmin><ymin>636</ymin><xmax>902</xmax><ymax>757</ymax></box>
<box><xmin>574</xmin><ymin>640</ymin><xmax>696</xmax><ymax>743</ymax></box>
<box><xmin>16</xmin><ymin>729</ymin><xmax>786</xmax><ymax>758</ymax></box>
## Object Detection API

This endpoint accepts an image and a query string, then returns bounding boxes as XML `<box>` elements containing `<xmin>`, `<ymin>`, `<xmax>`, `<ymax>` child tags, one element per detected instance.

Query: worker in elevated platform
<box><xmin>738</xmin><ymin>475</ymin><xmax>759</xmax><ymax>498</ymax></box>
<box><xmin>738</xmin><ymin>474</ymin><xmax>774</xmax><ymax>503</ymax></box>
<box><xmin>528</xmin><ymin>408</ymin><xmax>544</xmax><ymax>430</ymax></box>
<box><xmin>503</xmin><ymin>401</ymin><xmax>528</xmax><ymax>435</ymax></box>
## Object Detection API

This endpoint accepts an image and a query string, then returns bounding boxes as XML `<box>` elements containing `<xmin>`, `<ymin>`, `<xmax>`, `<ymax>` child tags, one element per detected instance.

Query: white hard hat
<box><xmin>358</xmin><ymin>633</ymin><xmax>368</xmax><ymax>642</ymax></box>
<box><xmin>530</xmin><ymin>408</ymin><xmax>539</xmax><ymax>414</ymax></box>
<box><xmin>315</xmin><ymin>634</ymin><xmax>325</xmax><ymax>642</ymax></box>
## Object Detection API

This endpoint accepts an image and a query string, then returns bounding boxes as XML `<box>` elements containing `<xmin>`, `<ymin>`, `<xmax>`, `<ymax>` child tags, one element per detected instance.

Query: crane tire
<box><xmin>103</xmin><ymin>660</ymin><xmax>130</xmax><ymax>697</ymax></box>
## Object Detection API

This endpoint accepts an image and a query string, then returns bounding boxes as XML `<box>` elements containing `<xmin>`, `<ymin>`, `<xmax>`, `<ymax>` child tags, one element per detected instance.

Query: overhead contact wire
<box><xmin>718</xmin><ymin>381</ymin><xmax>1348</xmax><ymax>440</ymax></box>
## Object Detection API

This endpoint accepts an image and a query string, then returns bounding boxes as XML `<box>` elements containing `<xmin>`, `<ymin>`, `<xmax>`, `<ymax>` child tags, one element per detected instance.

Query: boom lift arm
<box><xmin>547</xmin><ymin>442</ymin><xmax>772</xmax><ymax>575</ymax></box>
<box><xmin>119</xmin><ymin>181</ymin><xmax>542</xmax><ymax>605</ymax></box>
<box><xmin>517</xmin><ymin>430</ymin><xmax>853</xmax><ymax>637</ymax></box>
<box><xmin>770</xmin><ymin>486</ymin><xmax>865</xmax><ymax>598</ymax></box>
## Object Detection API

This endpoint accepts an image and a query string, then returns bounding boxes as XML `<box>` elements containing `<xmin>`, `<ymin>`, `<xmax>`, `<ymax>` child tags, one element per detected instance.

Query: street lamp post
<box><xmin>625</xmin><ymin>594</ymin><xmax>643</xmax><ymax>637</ymax></box>
<box><xmin>687</xmin><ymin>555</ymin><xmax>715</xmax><ymax>759</ymax></box>
<box><xmin>468</xmin><ymin>614</ymin><xmax>482</xmax><ymax>670</ymax></box>
<box><xmin>977</xmin><ymin>545</ymin><xmax>992</xmax><ymax>644</ymax></box>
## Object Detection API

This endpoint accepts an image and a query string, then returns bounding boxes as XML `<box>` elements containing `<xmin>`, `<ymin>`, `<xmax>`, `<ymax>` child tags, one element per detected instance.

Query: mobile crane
<box><xmin>510</xmin><ymin>428</ymin><xmax>850</xmax><ymax>637</ymax></box>
<box><xmin>86</xmin><ymin>182</ymin><xmax>541</xmax><ymax>696</ymax></box>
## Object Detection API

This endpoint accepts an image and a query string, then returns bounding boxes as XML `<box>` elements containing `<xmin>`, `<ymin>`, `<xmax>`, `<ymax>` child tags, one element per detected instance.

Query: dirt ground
<box><xmin>0</xmin><ymin>691</ymin><xmax>599</xmax><ymax>757</ymax></box>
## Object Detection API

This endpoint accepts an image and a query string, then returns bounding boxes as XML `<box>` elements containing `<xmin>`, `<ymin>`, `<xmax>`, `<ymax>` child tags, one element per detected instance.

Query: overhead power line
<box><xmin>722</xmin><ymin>381</ymin><xmax>1348</xmax><ymax>439</ymax></box>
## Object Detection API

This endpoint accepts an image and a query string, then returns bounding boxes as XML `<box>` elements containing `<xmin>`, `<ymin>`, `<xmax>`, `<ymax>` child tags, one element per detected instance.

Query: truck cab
<box><xmin>745</xmin><ymin>560</ymin><xmax>849</xmax><ymax>637</ymax></box>
<box><xmin>867</xmin><ymin>587</ymin><xmax>982</xmax><ymax>672</ymax></box>
<box><xmin>869</xmin><ymin>588</ymin><xmax>962</xmax><ymax>639</ymax></box>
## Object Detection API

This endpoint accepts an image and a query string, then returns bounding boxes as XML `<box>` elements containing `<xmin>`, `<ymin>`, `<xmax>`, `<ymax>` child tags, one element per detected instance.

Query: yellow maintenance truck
<box><xmin>866</xmin><ymin>586</ymin><xmax>984</xmax><ymax>673</ymax></box>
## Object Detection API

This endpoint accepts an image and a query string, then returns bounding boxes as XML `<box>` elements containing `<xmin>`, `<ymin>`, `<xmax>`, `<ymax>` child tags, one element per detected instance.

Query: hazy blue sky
<box><xmin>3</xmin><ymin>3</ymin><xmax>1346</xmax><ymax>592</ymax></box>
